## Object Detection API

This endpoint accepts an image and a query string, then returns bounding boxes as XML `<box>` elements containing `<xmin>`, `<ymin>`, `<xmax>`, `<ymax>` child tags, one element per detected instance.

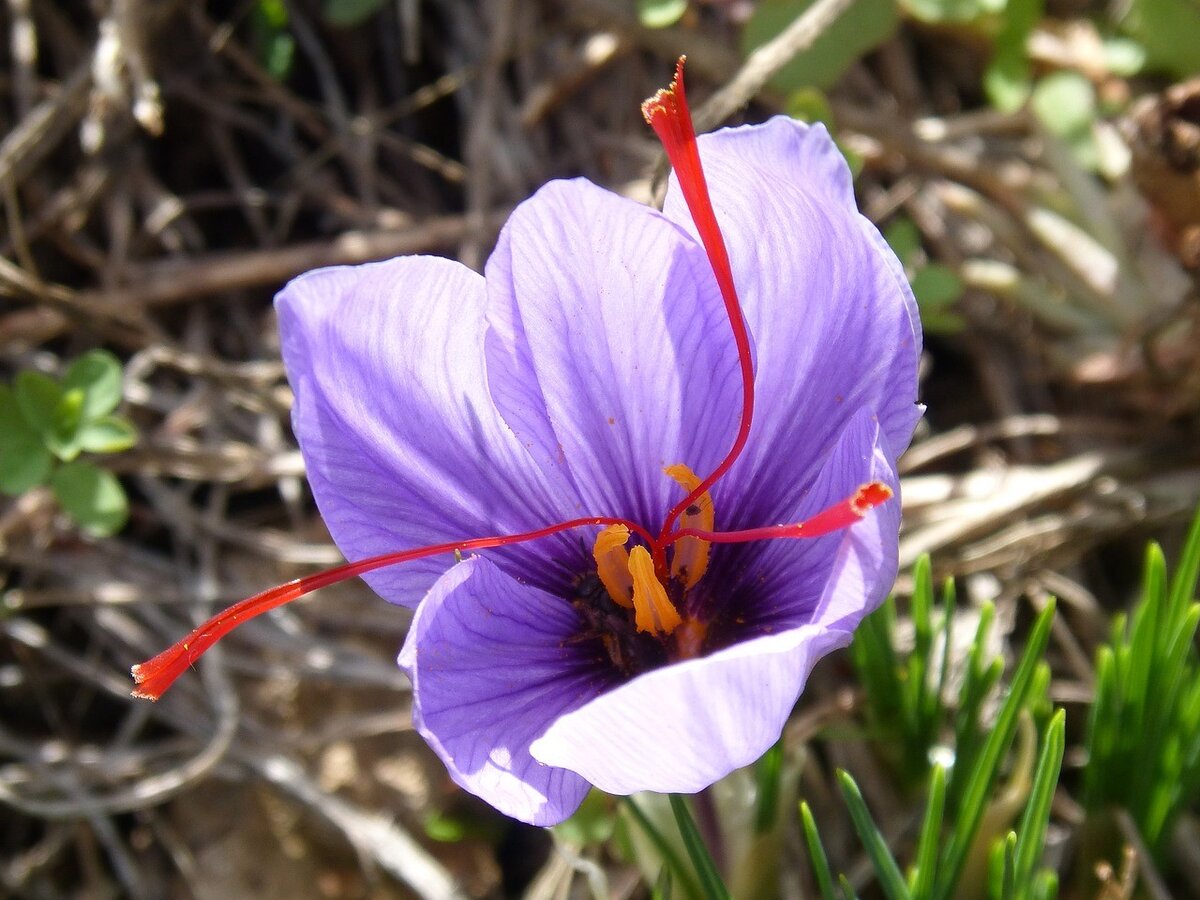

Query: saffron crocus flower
<box><xmin>133</xmin><ymin>60</ymin><xmax>921</xmax><ymax>827</ymax></box>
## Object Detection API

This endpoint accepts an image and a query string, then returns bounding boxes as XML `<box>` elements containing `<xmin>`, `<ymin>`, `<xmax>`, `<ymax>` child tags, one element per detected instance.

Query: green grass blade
<box><xmin>623</xmin><ymin>797</ymin><xmax>703</xmax><ymax>900</ymax></box>
<box><xmin>754</xmin><ymin>741</ymin><xmax>784</xmax><ymax>833</ymax></box>
<box><xmin>836</xmin><ymin>770</ymin><xmax>912</xmax><ymax>900</ymax></box>
<box><xmin>801</xmin><ymin>801</ymin><xmax>840</xmax><ymax>900</ymax></box>
<box><xmin>1013</xmin><ymin>710</ymin><xmax>1066</xmax><ymax>890</ymax></box>
<box><xmin>935</xmin><ymin>600</ymin><xmax>1055</xmax><ymax>900</ymax></box>
<box><xmin>910</xmin><ymin>764</ymin><xmax>946</xmax><ymax>899</ymax></box>
<box><xmin>668</xmin><ymin>794</ymin><xmax>731</xmax><ymax>900</ymax></box>
<box><xmin>1168</xmin><ymin>506</ymin><xmax>1200</xmax><ymax>618</ymax></box>
<box><xmin>997</xmin><ymin>832</ymin><xmax>1017</xmax><ymax>900</ymax></box>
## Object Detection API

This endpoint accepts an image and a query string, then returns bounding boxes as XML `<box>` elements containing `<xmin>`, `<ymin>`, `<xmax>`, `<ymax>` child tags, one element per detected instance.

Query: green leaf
<box><xmin>668</xmin><ymin>794</ymin><xmax>731</xmax><ymax>900</ymax></box>
<box><xmin>63</xmin><ymin>349</ymin><xmax>124</xmax><ymax>419</ymax></box>
<box><xmin>754</xmin><ymin>741</ymin><xmax>784</xmax><ymax>833</ymax></box>
<box><xmin>554</xmin><ymin>789</ymin><xmax>616</xmax><ymax>846</ymax></box>
<box><xmin>1012</xmin><ymin>711</ymin><xmax>1066</xmax><ymax>889</ymax></box>
<box><xmin>48</xmin><ymin>388</ymin><xmax>86</xmax><ymax>460</ymax></box>
<box><xmin>1031</xmin><ymin>72</ymin><xmax>1095</xmax><ymax>140</ymax></box>
<box><xmin>836</xmin><ymin>770</ymin><xmax>911</xmax><ymax>900</ymax></box>
<box><xmin>884</xmin><ymin>218</ymin><xmax>922</xmax><ymax>267</ymax></box>
<box><xmin>984</xmin><ymin>51</ymin><xmax>1032</xmax><ymax>114</ymax></box>
<box><xmin>638</xmin><ymin>0</ymin><xmax>688</xmax><ymax>28</ymax></box>
<box><xmin>1102</xmin><ymin>38</ymin><xmax>1146</xmax><ymax>76</ymax></box>
<box><xmin>77</xmin><ymin>416</ymin><xmax>138</xmax><ymax>454</ymax></box>
<box><xmin>741</xmin><ymin>0</ymin><xmax>898</xmax><ymax>92</ymax></box>
<box><xmin>16</xmin><ymin>371</ymin><xmax>86</xmax><ymax>461</ymax></box>
<box><xmin>623</xmin><ymin>797</ymin><xmax>704</xmax><ymax>900</ymax></box>
<box><xmin>786</xmin><ymin>87</ymin><xmax>835</xmax><ymax>126</ymax></box>
<box><xmin>322</xmin><ymin>0</ymin><xmax>388</xmax><ymax>28</ymax></box>
<box><xmin>1118</xmin><ymin>0</ymin><xmax>1200</xmax><ymax>78</ymax></box>
<box><xmin>14</xmin><ymin>370</ymin><xmax>64</xmax><ymax>437</ymax></box>
<box><xmin>800</xmin><ymin>801</ymin><xmax>839</xmax><ymax>900</ymax></box>
<box><xmin>936</xmin><ymin>601</ymin><xmax>1055</xmax><ymax>900</ymax></box>
<box><xmin>912</xmin><ymin>265</ymin><xmax>964</xmax><ymax>311</ymax></box>
<box><xmin>0</xmin><ymin>385</ymin><xmax>54</xmax><ymax>494</ymax></box>
<box><xmin>50</xmin><ymin>460</ymin><xmax>129</xmax><ymax>536</ymax></box>
<box><xmin>422</xmin><ymin>810</ymin><xmax>466</xmax><ymax>842</ymax></box>
<box><xmin>910</xmin><ymin>764</ymin><xmax>946</xmax><ymax>899</ymax></box>
<box><xmin>984</xmin><ymin>0</ymin><xmax>1041</xmax><ymax>113</ymax></box>
<box><xmin>900</xmin><ymin>0</ymin><xmax>987</xmax><ymax>24</ymax></box>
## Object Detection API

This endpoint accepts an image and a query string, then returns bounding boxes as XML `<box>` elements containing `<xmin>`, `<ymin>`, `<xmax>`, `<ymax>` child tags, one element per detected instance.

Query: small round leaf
<box><xmin>637</xmin><ymin>0</ymin><xmax>688</xmax><ymax>28</ymax></box>
<box><xmin>0</xmin><ymin>386</ymin><xmax>54</xmax><ymax>494</ymax></box>
<box><xmin>64</xmin><ymin>349</ymin><xmax>124</xmax><ymax>419</ymax></box>
<box><xmin>78</xmin><ymin>416</ymin><xmax>138</xmax><ymax>454</ymax></box>
<box><xmin>50</xmin><ymin>461</ymin><xmax>129</xmax><ymax>536</ymax></box>
<box><xmin>14</xmin><ymin>371</ymin><xmax>64</xmax><ymax>437</ymax></box>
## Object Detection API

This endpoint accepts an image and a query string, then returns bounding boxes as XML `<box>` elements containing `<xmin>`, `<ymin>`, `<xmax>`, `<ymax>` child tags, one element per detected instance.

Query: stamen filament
<box><xmin>132</xmin><ymin>515</ymin><xmax>657</xmax><ymax>701</ymax></box>
<box><xmin>643</xmin><ymin>57</ymin><xmax>756</xmax><ymax>543</ymax></box>
<box><xmin>667</xmin><ymin>482</ymin><xmax>894</xmax><ymax>546</ymax></box>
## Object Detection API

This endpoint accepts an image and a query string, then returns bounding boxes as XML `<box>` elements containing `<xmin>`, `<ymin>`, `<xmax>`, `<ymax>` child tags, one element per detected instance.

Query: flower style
<box><xmin>132</xmin><ymin>61</ymin><xmax>921</xmax><ymax>826</ymax></box>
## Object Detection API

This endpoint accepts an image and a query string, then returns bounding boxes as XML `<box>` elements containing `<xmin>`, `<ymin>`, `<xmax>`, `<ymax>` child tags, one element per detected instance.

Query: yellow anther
<box><xmin>628</xmin><ymin>546</ymin><xmax>682</xmax><ymax>635</ymax></box>
<box><xmin>664</xmin><ymin>463</ymin><xmax>715</xmax><ymax>589</ymax></box>
<box><xmin>592</xmin><ymin>524</ymin><xmax>634</xmax><ymax>609</ymax></box>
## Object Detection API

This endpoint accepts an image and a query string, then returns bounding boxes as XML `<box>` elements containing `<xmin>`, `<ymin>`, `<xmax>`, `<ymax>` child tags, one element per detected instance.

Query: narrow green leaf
<box><xmin>1168</xmin><ymin>507</ymin><xmax>1200</xmax><ymax>621</ymax></box>
<box><xmin>653</xmin><ymin>866</ymin><xmax>674</xmax><ymax>900</ymax></box>
<box><xmin>935</xmin><ymin>601</ymin><xmax>1055</xmax><ymax>900</ymax></box>
<box><xmin>623</xmin><ymin>797</ymin><xmax>703</xmax><ymax>900</ymax></box>
<box><xmin>800</xmin><ymin>801</ymin><xmax>839</xmax><ymax>900</ymax></box>
<box><xmin>63</xmin><ymin>349</ymin><xmax>124</xmax><ymax>419</ymax></box>
<box><xmin>1013</xmin><ymin>711</ymin><xmax>1066</xmax><ymax>889</ymax></box>
<box><xmin>754</xmin><ymin>741</ymin><xmax>784</xmax><ymax>833</ymax></box>
<box><xmin>996</xmin><ymin>832</ymin><xmax>1017</xmax><ymax>900</ymax></box>
<box><xmin>77</xmin><ymin>416</ymin><xmax>138</xmax><ymax>454</ymax></box>
<box><xmin>839</xmin><ymin>873</ymin><xmax>861</xmax><ymax>900</ymax></box>
<box><xmin>1031</xmin><ymin>869</ymin><xmax>1058</xmax><ymax>900</ymax></box>
<box><xmin>50</xmin><ymin>460</ymin><xmax>129</xmax><ymax>536</ymax></box>
<box><xmin>836</xmin><ymin>770</ymin><xmax>911</xmax><ymax>900</ymax></box>
<box><xmin>910</xmin><ymin>764</ymin><xmax>945</xmax><ymax>900</ymax></box>
<box><xmin>668</xmin><ymin>794</ymin><xmax>731</xmax><ymax>900</ymax></box>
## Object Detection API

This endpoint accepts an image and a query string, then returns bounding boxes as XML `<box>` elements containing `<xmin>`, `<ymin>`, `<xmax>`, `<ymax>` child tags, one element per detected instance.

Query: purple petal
<box><xmin>529</xmin><ymin>409</ymin><xmax>899</xmax><ymax>796</ymax></box>
<box><xmin>529</xmin><ymin>624</ymin><xmax>847</xmax><ymax>795</ymax></box>
<box><xmin>484</xmin><ymin>178</ymin><xmax>742</xmax><ymax>528</ymax></box>
<box><xmin>707</xmin><ymin>407</ymin><xmax>900</xmax><ymax>639</ymax></box>
<box><xmin>398</xmin><ymin>557</ymin><xmax>596</xmax><ymax>825</ymax></box>
<box><xmin>277</xmin><ymin>257</ymin><xmax>586</xmax><ymax>604</ymax></box>
<box><xmin>662</xmin><ymin>119</ymin><xmax>921</xmax><ymax>528</ymax></box>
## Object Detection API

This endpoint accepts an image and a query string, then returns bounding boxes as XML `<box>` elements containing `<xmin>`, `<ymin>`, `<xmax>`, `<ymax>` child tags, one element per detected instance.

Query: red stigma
<box><xmin>668</xmin><ymin>482</ymin><xmax>895</xmax><ymax>546</ymax></box>
<box><xmin>131</xmin><ymin>516</ymin><xmax>657</xmax><ymax>701</ymax></box>
<box><xmin>643</xmin><ymin>57</ymin><xmax>756</xmax><ymax>545</ymax></box>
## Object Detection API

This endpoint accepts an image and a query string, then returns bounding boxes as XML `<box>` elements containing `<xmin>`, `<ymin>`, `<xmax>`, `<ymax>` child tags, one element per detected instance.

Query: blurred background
<box><xmin>1</xmin><ymin>1</ymin><xmax>1199</xmax><ymax>897</ymax></box>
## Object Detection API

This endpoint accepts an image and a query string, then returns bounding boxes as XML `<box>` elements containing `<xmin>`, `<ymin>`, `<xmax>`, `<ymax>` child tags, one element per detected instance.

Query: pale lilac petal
<box><xmin>530</xmin><ymin>624</ymin><xmax>847</xmax><ymax>795</ymax></box>
<box><xmin>277</xmin><ymin>258</ymin><xmax>585</xmax><ymax>605</ymax></box>
<box><xmin>662</xmin><ymin>119</ymin><xmax>921</xmax><ymax>528</ymax></box>
<box><xmin>484</xmin><ymin>178</ymin><xmax>742</xmax><ymax>527</ymax></box>
<box><xmin>398</xmin><ymin>557</ymin><xmax>597</xmax><ymax>826</ymax></box>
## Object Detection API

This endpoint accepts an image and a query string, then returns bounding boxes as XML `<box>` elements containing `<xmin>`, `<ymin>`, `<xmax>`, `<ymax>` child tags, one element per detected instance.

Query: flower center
<box><xmin>588</xmin><ymin>465</ymin><xmax>714</xmax><ymax>662</ymax></box>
